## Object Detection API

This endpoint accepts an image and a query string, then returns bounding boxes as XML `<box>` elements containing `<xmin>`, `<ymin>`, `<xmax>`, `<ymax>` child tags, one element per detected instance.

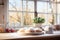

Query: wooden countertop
<box><xmin>0</xmin><ymin>31</ymin><xmax>60</xmax><ymax>40</ymax></box>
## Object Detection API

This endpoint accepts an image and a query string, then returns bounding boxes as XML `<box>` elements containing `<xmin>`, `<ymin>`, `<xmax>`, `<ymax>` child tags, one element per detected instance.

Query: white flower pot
<box><xmin>35</xmin><ymin>23</ymin><xmax>42</xmax><ymax>27</ymax></box>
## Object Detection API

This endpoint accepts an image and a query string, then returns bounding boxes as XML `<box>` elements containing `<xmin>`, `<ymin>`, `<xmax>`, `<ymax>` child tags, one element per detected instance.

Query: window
<box><xmin>57</xmin><ymin>4</ymin><xmax>60</xmax><ymax>24</ymax></box>
<box><xmin>8</xmin><ymin>0</ymin><xmax>22</xmax><ymax>27</ymax></box>
<box><xmin>37</xmin><ymin>2</ymin><xmax>51</xmax><ymax>13</ymax></box>
<box><xmin>37</xmin><ymin>1</ymin><xmax>56</xmax><ymax>25</ymax></box>
<box><xmin>8</xmin><ymin>0</ymin><xmax>60</xmax><ymax>28</ymax></box>
<box><xmin>8</xmin><ymin>0</ymin><xmax>34</xmax><ymax>28</ymax></box>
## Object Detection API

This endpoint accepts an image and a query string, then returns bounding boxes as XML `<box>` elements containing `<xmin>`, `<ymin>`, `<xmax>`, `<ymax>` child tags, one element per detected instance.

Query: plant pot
<box><xmin>35</xmin><ymin>23</ymin><xmax>42</xmax><ymax>27</ymax></box>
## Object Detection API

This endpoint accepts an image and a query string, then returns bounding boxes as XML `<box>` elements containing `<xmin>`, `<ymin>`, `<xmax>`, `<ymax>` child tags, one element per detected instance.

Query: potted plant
<box><xmin>33</xmin><ymin>17</ymin><xmax>45</xmax><ymax>27</ymax></box>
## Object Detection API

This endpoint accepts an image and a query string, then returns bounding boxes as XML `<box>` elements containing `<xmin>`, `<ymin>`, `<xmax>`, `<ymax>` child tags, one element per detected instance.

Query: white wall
<box><xmin>0</xmin><ymin>0</ymin><xmax>8</xmax><ymax>27</ymax></box>
<box><xmin>0</xmin><ymin>0</ymin><xmax>4</xmax><ymax>26</ymax></box>
<box><xmin>0</xmin><ymin>5</ymin><xmax>4</xmax><ymax>24</ymax></box>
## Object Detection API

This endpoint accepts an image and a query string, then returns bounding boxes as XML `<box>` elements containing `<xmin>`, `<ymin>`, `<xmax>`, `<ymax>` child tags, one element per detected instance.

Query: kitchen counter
<box><xmin>0</xmin><ymin>31</ymin><xmax>60</xmax><ymax>40</ymax></box>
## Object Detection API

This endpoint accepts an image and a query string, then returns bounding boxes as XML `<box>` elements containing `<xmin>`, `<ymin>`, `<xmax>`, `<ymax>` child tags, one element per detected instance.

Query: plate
<box><xmin>25</xmin><ymin>32</ymin><xmax>44</xmax><ymax>35</ymax></box>
<box><xmin>17</xmin><ymin>32</ymin><xmax>44</xmax><ymax>35</ymax></box>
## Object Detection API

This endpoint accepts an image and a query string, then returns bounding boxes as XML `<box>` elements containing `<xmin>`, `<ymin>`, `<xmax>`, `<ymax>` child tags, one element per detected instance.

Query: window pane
<box><xmin>28</xmin><ymin>1</ymin><xmax>34</xmax><ymax>12</ymax></box>
<box><xmin>51</xmin><ymin>3</ymin><xmax>56</xmax><ymax>14</ymax></box>
<box><xmin>24</xmin><ymin>13</ymin><xmax>34</xmax><ymax>26</ymax></box>
<box><xmin>23</xmin><ymin>1</ymin><xmax>26</xmax><ymax>11</ymax></box>
<box><xmin>57</xmin><ymin>15</ymin><xmax>60</xmax><ymax>24</ymax></box>
<box><xmin>57</xmin><ymin>4</ymin><xmax>60</xmax><ymax>14</ymax></box>
<box><xmin>9</xmin><ymin>0</ymin><xmax>22</xmax><ymax>11</ymax></box>
<box><xmin>8</xmin><ymin>12</ymin><xmax>22</xmax><ymax>27</ymax></box>
<box><xmin>47</xmin><ymin>14</ymin><xmax>55</xmax><ymax>25</ymax></box>
<box><xmin>38</xmin><ymin>13</ymin><xmax>54</xmax><ymax>25</ymax></box>
<box><xmin>23</xmin><ymin>1</ymin><xmax>34</xmax><ymax>12</ymax></box>
<box><xmin>37</xmin><ymin>2</ymin><xmax>51</xmax><ymax>13</ymax></box>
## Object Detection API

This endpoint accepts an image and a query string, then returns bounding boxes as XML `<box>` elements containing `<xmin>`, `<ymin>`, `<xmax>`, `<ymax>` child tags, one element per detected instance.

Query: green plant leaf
<box><xmin>33</xmin><ymin>17</ymin><xmax>45</xmax><ymax>23</ymax></box>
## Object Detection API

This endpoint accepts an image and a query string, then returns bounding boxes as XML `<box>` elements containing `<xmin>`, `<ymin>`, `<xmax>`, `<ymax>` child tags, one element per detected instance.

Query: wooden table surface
<box><xmin>0</xmin><ymin>31</ymin><xmax>60</xmax><ymax>40</ymax></box>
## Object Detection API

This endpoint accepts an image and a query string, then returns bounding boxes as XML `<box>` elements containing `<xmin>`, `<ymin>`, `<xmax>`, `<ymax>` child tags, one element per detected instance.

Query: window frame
<box><xmin>8</xmin><ymin>0</ymin><xmax>60</xmax><ymax>27</ymax></box>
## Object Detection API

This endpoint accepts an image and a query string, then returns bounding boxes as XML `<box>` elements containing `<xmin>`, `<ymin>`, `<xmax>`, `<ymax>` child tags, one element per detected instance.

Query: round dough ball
<box><xmin>19</xmin><ymin>28</ymin><xmax>25</xmax><ymax>33</ymax></box>
<box><xmin>35</xmin><ymin>28</ymin><xmax>42</xmax><ymax>32</ymax></box>
<box><xmin>25</xmin><ymin>28</ymin><xmax>35</xmax><ymax>33</ymax></box>
<box><xmin>29</xmin><ymin>29</ymin><xmax>35</xmax><ymax>33</ymax></box>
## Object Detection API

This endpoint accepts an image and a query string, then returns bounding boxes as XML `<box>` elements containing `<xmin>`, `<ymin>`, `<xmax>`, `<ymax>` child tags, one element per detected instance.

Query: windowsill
<box><xmin>0</xmin><ymin>31</ymin><xmax>60</xmax><ymax>39</ymax></box>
